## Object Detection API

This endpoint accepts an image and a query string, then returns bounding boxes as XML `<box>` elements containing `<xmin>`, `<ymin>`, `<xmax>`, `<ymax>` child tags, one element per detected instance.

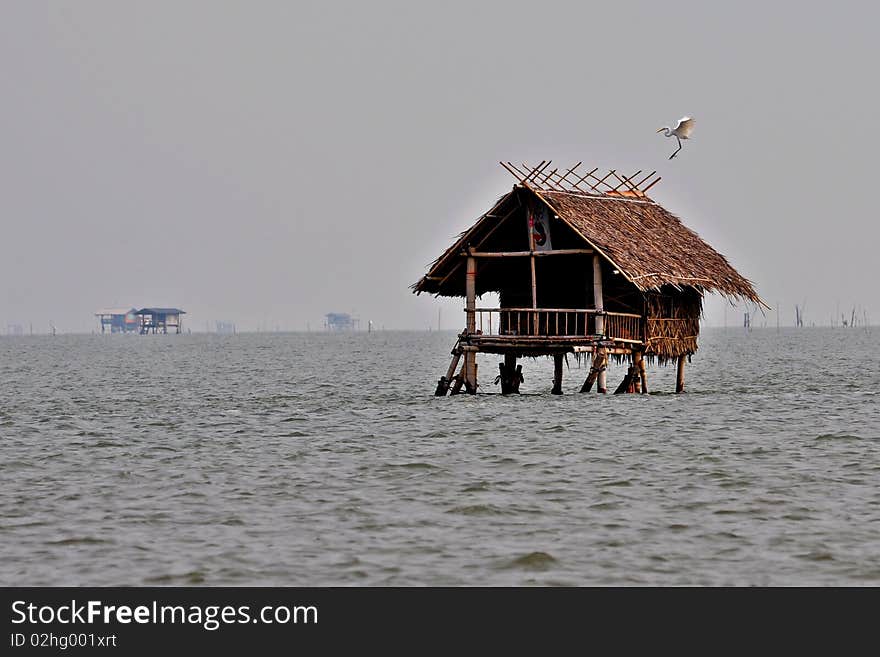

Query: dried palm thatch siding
<box><xmin>645</xmin><ymin>289</ymin><xmax>702</xmax><ymax>363</ymax></box>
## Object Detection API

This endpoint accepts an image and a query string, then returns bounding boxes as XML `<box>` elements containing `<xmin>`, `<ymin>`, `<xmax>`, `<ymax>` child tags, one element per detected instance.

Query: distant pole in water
<box><xmin>368</xmin><ymin>320</ymin><xmax>373</xmax><ymax>333</ymax></box>
<box><xmin>438</xmin><ymin>307</ymin><xmax>442</xmax><ymax>332</ymax></box>
<box><xmin>776</xmin><ymin>302</ymin><xmax>779</xmax><ymax>332</ymax></box>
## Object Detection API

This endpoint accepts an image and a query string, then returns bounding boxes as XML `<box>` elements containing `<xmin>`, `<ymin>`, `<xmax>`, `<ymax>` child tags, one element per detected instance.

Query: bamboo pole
<box><xmin>613</xmin><ymin>368</ymin><xmax>633</xmax><ymax>394</ymax></box>
<box><xmin>552</xmin><ymin>354</ymin><xmax>564</xmax><ymax>395</ymax></box>
<box><xmin>435</xmin><ymin>350</ymin><xmax>462</xmax><ymax>396</ymax></box>
<box><xmin>500</xmin><ymin>353</ymin><xmax>519</xmax><ymax>394</ymax></box>
<box><xmin>530</xmin><ymin>256</ymin><xmax>537</xmax><ymax>309</ymax></box>
<box><xmin>592</xmin><ymin>255</ymin><xmax>606</xmax><ymax>392</ymax></box>
<box><xmin>676</xmin><ymin>354</ymin><xmax>686</xmax><ymax>393</ymax></box>
<box><xmin>580</xmin><ymin>348</ymin><xmax>607</xmax><ymax>393</ymax></box>
<box><xmin>450</xmin><ymin>362</ymin><xmax>466</xmax><ymax>395</ymax></box>
<box><xmin>466</xmin><ymin>255</ymin><xmax>476</xmax><ymax>334</ymax></box>
<box><xmin>593</xmin><ymin>255</ymin><xmax>604</xmax><ymax>335</ymax></box>
<box><xmin>464</xmin><ymin>256</ymin><xmax>478</xmax><ymax>393</ymax></box>
<box><xmin>636</xmin><ymin>350</ymin><xmax>648</xmax><ymax>394</ymax></box>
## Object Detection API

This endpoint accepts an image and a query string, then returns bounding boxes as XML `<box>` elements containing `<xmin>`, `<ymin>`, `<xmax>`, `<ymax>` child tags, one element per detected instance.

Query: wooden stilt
<box><xmin>435</xmin><ymin>349</ymin><xmax>462</xmax><ymax>396</ymax></box>
<box><xmin>496</xmin><ymin>362</ymin><xmax>508</xmax><ymax>393</ymax></box>
<box><xmin>464</xmin><ymin>361</ymin><xmax>478</xmax><ymax>395</ymax></box>
<box><xmin>676</xmin><ymin>354</ymin><xmax>686</xmax><ymax>393</ymax></box>
<box><xmin>505</xmin><ymin>354</ymin><xmax>516</xmax><ymax>391</ymax></box>
<box><xmin>596</xmin><ymin>347</ymin><xmax>607</xmax><ymax>393</ymax></box>
<box><xmin>631</xmin><ymin>363</ymin><xmax>641</xmax><ymax>393</ymax></box>
<box><xmin>636</xmin><ymin>350</ymin><xmax>648</xmax><ymax>394</ymax></box>
<box><xmin>552</xmin><ymin>354</ymin><xmax>564</xmax><ymax>394</ymax></box>
<box><xmin>464</xmin><ymin>256</ymin><xmax>478</xmax><ymax>393</ymax></box>
<box><xmin>593</xmin><ymin>255</ymin><xmax>604</xmax><ymax>337</ymax></box>
<box><xmin>497</xmin><ymin>354</ymin><xmax>521</xmax><ymax>394</ymax></box>
<box><xmin>580</xmin><ymin>347</ymin><xmax>607</xmax><ymax>393</ymax></box>
<box><xmin>450</xmin><ymin>362</ymin><xmax>466</xmax><ymax>395</ymax></box>
<box><xmin>613</xmin><ymin>366</ymin><xmax>634</xmax><ymax>394</ymax></box>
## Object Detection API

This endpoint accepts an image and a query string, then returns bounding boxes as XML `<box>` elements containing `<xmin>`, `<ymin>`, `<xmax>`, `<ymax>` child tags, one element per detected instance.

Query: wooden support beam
<box><xmin>635</xmin><ymin>350</ymin><xmax>648</xmax><ymax>394</ymax></box>
<box><xmin>464</xmin><ymin>256</ymin><xmax>478</xmax><ymax>393</ymax></box>
<box><xmin>593</xmin><ymin>255</ymin><xmax>605</xmax><ymax>337</ymax></box>
<box><xmin>642</xmin><ymin>175</ymin><xmax>662</xmax><ymax>194</ymax></box>
<box><xmin>530</xmin><ymin>256</ymin><xmax>537</xmax><ymax>311</ymax></box>
<box><xmin>434</xmin><ymin>349</ymin><xmax>462</xmax><ymax>396</ymax></box>
<box><xmin>524</xmin><ymin>161</ymin><xmax>551</xmax><ymax>184</ymax></box>
<box><xmin>450</xmin><ymin>362</ymin><xmax>466</xmax><ymax>395</ymax></box>
<box><xmin>613</xmin><ymin>367</ymin><xmax>634</xmax><ymax>394</ymax></box>
<box><xmin>580</xmin><ymin>348</ymin><xmax>607</xmax><ymax>393</ymax></box>
<box><xmin>497</xmin><ymin>353</ymin><xmax>522</xmax><ymax>394</ymax></box>
<box><xmin>597</xmin><ymin>347</ymin><xmax>607</xmax><ymax>393</ymax></box>
<box><xmin>472</xmin><ymin>203</ymin><xmax>521</xmax><ymax>251</ymax></box>
<box><xmin>676</xmin><ymin>354</ymin><xmax>686</xmax><ymax>393</ymax></box>
<box><xmin>552</xmin><ymin>354</ymin><xmax>564</xmax><ymax>395</ymax></box>
<box><xmin>465</xmin><ymin>361</ymin><xmax>478</xmax><ymax>395</ymax></box>
<box><xmin>572</xmin><ymin>167</ymin><xmax>600</xmax><ymax>190</ymax></box>
<box><xmin>466</xmin><ymin>256</ymin><xmax>476</xmax><ymax>333</ymax></box>
<box><xmin>466</xmin><ymin>248</ymin><xmax>594</xmax><ymax>258</ymax></box>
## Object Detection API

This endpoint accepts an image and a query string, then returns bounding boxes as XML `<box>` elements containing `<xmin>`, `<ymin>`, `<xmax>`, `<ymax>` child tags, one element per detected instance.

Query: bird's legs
<box><xmin>669</xmin><ymin>137</ymin><xmax>682</xmax><ymax>159</ymax></box>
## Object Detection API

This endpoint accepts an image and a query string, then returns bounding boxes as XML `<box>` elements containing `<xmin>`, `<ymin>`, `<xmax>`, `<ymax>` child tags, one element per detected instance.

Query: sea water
<box><xmin>1</xmin><ymin>328</ymin><xmax>878</xmax><ymax>585</ymax></box>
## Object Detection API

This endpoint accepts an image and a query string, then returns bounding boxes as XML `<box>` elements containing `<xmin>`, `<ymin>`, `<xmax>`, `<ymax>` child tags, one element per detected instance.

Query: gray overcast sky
<box><xmin>1</xmin><ymin>1</ymin><xmax>877</xmax><ymax>333</ymax></box>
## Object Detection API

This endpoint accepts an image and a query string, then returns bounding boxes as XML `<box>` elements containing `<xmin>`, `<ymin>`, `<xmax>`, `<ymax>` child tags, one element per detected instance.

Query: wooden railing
<box><xmin>604</xmin><ymin>312</ymin><xmax>643</xmax><ymax>343</ymax></box>
<box><xmin>470</xmin><ymin>308</ymin><xmax>643</xmax><ymax>342</ymax></box>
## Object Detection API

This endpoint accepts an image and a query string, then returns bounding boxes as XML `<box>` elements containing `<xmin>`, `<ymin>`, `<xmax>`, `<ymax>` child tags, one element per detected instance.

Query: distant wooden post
<box><xmin>676</xmin><ymin>354</ymin><xmax>686</xmax><ymax>393</ymax></box>
<box><xmin>464</xmin><ymin>257</ymin><xmax>478</xmax><ymax>393</ymax></box>
<box><xmin>552</xmin><ymin>354</ymin><xmax>564</xmax><ymax>394</ymax></box>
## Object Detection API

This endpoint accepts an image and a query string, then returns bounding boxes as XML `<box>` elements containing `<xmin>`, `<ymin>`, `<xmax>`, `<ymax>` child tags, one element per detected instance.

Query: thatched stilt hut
<box><xmin>413</xmin><ymin>162</ymin><xmax>763</xmax><ymax>395</ymax></box>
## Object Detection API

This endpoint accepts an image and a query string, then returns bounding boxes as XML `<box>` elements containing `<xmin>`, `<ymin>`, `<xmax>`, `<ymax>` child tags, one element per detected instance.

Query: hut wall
<box><xmin>645</xmin><ymin>287</ymin><xmax>702</xmax><ymax>362</ymax></box>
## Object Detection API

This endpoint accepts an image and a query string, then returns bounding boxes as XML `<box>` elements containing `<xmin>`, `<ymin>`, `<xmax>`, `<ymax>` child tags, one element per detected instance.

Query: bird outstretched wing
<box><xmin>675</xmin><ymin>116</ymin><xmax>695</xmax><ymax>138</ymax></box>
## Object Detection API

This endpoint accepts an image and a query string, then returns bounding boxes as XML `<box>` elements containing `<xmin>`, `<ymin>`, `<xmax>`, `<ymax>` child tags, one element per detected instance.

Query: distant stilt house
<box><xmin>134</xmin><ymin>308</ymin><xmax>186</xmax><ymax>334</ymax></box>
<box><xmin>95</xmin><ymin>308</ymin><xmax>139</xmax><ymax>334</ymax></box>
<box><xmin>413</xmin><ymin>162</ymin><xmax>763</xmax><ymax>396</ymax></box>
<box><xmin>325</xmin><ymin>313</ymin><xmax>359</xmax><ymax>331</ymax></box>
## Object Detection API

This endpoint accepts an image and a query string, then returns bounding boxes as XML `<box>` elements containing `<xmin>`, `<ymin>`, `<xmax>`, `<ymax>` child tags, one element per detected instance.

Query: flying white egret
<box><xmin>657</xmin><ymin>116</ymin><xmax>695</xmax><ymax>159</ymax></box>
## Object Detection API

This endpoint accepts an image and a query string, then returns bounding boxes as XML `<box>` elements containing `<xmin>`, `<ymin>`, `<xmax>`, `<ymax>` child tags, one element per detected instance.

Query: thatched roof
<box><xmin>413</xmin><ymin>183</ymin><xmax>761</xmax><ymax>305</ymax></box>
<box><xmin>538</xmin><ymin>189</ymin><xmax>760</xmax><ymax>302</ymax></box>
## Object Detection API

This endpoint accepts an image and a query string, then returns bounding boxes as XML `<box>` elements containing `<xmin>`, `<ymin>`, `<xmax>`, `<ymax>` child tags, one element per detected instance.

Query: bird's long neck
<box><xmin>663</xmin><ymin>127</ymin><xmax>673</xmax><ymax>137</ymax></box>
